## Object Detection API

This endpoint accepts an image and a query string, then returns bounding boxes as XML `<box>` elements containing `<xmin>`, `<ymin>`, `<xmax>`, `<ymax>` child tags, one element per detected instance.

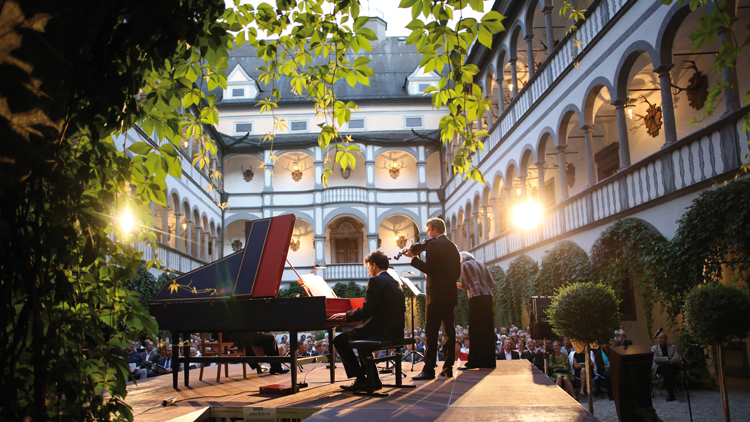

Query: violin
<box><xmin>392</xmin><ymin>236</ymin><xmax>435</xmax><ymax>260</ymax></box>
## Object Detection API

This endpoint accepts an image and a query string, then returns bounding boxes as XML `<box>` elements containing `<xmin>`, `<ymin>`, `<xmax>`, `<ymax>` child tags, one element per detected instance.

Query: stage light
<box><xmin>120</xmin><ymin>208</ymin><xmax>135</xmax><ymax>233</ymax></box>
<box><xmin>512</xmin><ymin>201</ymin><xmax>543</xmax><ymax>229</ymax></box>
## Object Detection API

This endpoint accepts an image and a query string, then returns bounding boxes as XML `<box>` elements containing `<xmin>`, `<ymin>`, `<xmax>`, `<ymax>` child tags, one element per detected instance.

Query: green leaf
<box><xmin>128</xmin><ymin>142</ymin><xmax>152</xmax><ymax>155</ymax></box>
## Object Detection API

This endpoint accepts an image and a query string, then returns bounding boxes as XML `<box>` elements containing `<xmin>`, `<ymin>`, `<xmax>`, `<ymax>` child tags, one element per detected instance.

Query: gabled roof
<box><xmin>213</xmin><ymin>37</ymin><xmax>446</xmax><ymax>105</ymax></box>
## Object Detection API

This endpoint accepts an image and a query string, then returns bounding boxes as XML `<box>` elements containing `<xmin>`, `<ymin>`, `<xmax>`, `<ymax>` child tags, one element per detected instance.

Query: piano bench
<box><xmin>350</xmin><ymin>338</ymin><xmax>417</xmax><ymax>397</ymax></box>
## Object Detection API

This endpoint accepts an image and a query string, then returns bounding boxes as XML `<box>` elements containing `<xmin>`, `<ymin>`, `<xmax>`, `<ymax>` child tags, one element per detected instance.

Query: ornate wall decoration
<box><xmin>340</xmin><ymin>166</ymin><xmax>351</xmax><ymax>179</ymax></box>
<box><xmin>289</xmin><ymin>235</ymin><xmax>300</xmax><ymax>252</ymax></box>
<box><xmin>389</xmin><ymin>160</ymin><xmax>401</xmax><ymax>179</ymax></box>
<box><xmin>678</xmin><ymin>61</ymin><xmax>709</xmax><ymax>110</ymax></box>
<box><xmin>635</xmin><ymin>96</ymin><xmax>662</xmax><ymax>138</ymax></box>
<box><xmin>396</xmin><ymin>234</ymin><xmax>408</xmax><ymax>249</ymax></box>
<box><xmin>241</xmin><ymin>165</ymin><xmax>254</xmax><ymax>182</ymax></box>
<box><xmin>231</xmin><ymin>239</ymin><xmax>242</xmax><ymax>252</ymax></box>
<box><xmin>566</xmin><ymin>162</ymin><xmax>576</xmax><ymax>188</ymax></box>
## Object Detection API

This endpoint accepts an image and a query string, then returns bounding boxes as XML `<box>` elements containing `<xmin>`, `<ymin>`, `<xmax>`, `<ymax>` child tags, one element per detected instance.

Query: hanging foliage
<box><xmin>536</xmin><ymin>241</ymin><xmax>591</xmax><ymax>296</ymax></box>
<box><xmin>489</xmin><ymin>264</ymin><xmax>506</xmax><ymax>325</ymax></box>
<box><xmin>454</xmin><ymin>289</ymin><xmax>470</xmax><ymax>327</ymax></box>
<box><xmin>501</xmin><ymin>255</ymin><xmax>538</xmax><ymax>327</ymax></box>
<box><xmin>660</xmin><ymin>179</ymin><xmax>750</xmax><ymax>325</ymax></box>
<box><xmin>589</xmin><ymin>219</ymin><xmax>669</xmax><ymax>337</ymax></box>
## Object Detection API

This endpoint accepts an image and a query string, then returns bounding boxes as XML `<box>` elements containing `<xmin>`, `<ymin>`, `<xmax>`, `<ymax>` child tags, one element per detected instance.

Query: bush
<box><xmin>683</xmin><ymin>283</ymin><xmax>750</xmax><ymax>346</ymax></box>
<box><xmin>332</xmin><ymin>281</ymin><xmax>365</xmax><ymax>298</ymax></box>
<box><xmin>547</xmin><ymin>282</ymin><xmax>620</xmax><ymax>346</ymax></box>
<box><xmin>126</xmin><ymin>266</ymin><xmax>160</xmax><ymax>312</ymax></box>
<box><xmin>501</xmin><ymin>255</ymin><xmax>538</xmax><ymax>327</ymax></box>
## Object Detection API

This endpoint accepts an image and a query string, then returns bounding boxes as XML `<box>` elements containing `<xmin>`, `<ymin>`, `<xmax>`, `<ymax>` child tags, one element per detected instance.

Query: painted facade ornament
<box><xmin>635</xmin><ymin>96</ymin><xmax>663</xmax><ymax>138</ymax></box>
<box><xmin>396</xmin><ymin>234</ymin><xmax>408</xmax><ymax>249</ymax></box>
<box><xmin>566</xmin><ymin>162</ymin><xmax>576</xmax><ymax>188</ymax></box>
<box><xmin>241</xmin><ymin>165</ymin><xmax>254</xmax><ymax>182</ymax></box>
<box><xmin>289</xmin><ymin>235</ymin><xmax>300</xmax><ymax>252</ymax></box>
<box><xmin>341</xmin><ymin>166</ymin><xmax>351</xmax><ymax>179</ymax></box>
<box><xmin>231</xmin><ymin>239</ymin><xmax>242</xmax><ymax>252</ymax></box>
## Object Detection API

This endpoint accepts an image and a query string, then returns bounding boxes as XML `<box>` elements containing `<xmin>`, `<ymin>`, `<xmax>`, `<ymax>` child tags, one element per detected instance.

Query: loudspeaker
<box><xmin>529</xmin><ymin>296</ymin><xmax>554</xmax><ymax>339</ymax></box>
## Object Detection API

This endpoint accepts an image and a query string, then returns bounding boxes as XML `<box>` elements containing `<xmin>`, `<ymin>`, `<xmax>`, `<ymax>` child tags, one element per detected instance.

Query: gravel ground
<box><xmin>575</xmin><ymin>375</ymin><xmax>750</xmax><ymax>422</ymax></box>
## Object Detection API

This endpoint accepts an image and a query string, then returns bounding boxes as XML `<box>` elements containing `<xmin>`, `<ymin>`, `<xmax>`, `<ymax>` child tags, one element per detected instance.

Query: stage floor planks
<box><xmin>127</xmin><ymin>361</ymin><xmax>599</xmax><ymax>421</ymax></box>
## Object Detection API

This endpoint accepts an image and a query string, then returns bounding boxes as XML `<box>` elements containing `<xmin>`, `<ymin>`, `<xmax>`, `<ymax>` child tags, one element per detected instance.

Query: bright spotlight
<box><xmin>512</xmin><ymin>201</ymin><xmax>543</xmax><ymax>229</ymax></box>
<box><xmin>121</xmin><ymin>208</ymin><xmax>135</xmax><ymax>233</ymax></box>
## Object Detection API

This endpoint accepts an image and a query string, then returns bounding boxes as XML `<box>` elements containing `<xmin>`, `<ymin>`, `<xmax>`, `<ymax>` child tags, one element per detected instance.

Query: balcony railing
<box><xmin>136</xmin><ymin>241</ymin><xmax>208</xmax><ymax>274</ymax></box>
<box><xmin>470</xmin><ymin>108</ymin><xmax>748</xmax><ymax>264</ymax></box>
<box><xmin>321</xmin><ymin>187</ymin><xmax>369</xmax><ymax>203</ymax></box>
<box><xmin>446</xmin><ymin>0</ymin><xmax>632</xmax><ymax>198</ymax></box>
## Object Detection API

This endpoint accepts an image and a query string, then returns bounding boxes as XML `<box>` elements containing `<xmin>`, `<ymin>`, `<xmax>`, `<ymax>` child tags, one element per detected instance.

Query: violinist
<box><xmin>401</xmin><ymin>217</ymin><xmax>461</xmax><ymax>380</ymax></box>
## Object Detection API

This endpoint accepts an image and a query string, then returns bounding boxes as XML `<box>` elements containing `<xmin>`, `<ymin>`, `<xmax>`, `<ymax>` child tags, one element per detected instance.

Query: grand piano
<box><xmin>150</xmin><ymin>214</ymin><xmax>363</xmax><ymax>392</ymax></box>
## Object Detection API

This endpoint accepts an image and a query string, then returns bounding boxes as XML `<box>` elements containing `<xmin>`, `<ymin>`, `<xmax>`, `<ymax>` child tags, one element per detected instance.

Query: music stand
<box><xmin>391</xmin><ymin>269</ymin><xmax>425</xmax><ymax>371</ymax></box>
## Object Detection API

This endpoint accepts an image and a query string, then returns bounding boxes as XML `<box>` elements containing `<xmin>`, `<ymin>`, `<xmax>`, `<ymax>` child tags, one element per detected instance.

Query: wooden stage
<box><xmin>127</xmin><ymin>360</ymin><xmax>599</xmax><ymax>421</ymax></box>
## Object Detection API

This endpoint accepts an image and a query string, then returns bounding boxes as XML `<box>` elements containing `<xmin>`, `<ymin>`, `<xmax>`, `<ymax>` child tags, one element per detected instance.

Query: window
<box><xmin>290</xmin><ymin>120</ymin><xmax>308</xmax><ymax>132</ymax></box>
<box><xmin>234</xmin><ymin>122</ymin><xmax>253</xmax><ymax>134</ymax></box>
<box><xmin>404</xmin><ymin>116</ymin><xmax>424</xmax><ymax>129</ymax></box>
<box><xmin>231</xmin><ymin>87</ymin><xmax>245</xmax><ymax>98</ymax></box>
<box><xmin>347</xmin><ymin>118</ymin><xmax>365</xmax><ymax>130</ymax></box>
<box><xmin>417</xmin><ymin>83</ymin><xmax>432</xmax><ymax>93</ymax></box>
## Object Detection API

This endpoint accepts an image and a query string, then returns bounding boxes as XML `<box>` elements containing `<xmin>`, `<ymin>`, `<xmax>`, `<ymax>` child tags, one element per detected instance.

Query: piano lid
<box><xmin>150</xmin><ymin>214</ymin><xmax>296</xmax><ymax>303</ymax></box>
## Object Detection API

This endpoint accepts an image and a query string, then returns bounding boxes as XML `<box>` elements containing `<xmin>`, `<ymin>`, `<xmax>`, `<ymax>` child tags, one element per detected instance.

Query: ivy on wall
<box><xmin>489</xmin><ymin>265</ymin><xmax>506</xmax><ymax>326</ymax></box>
<box><xmin>536</xmin><ymin>241</ymin><xmax>591</xmax><ymax>296</ymax></box>
<box><xmin>501</xmin><ymin>255</ymin><xmax>538</xmax><ymax>327</ymax></box>
<box><xmin>589</xmin><ymin>219</ymin><xmax>669</xmax><ymax>337</ymax></box>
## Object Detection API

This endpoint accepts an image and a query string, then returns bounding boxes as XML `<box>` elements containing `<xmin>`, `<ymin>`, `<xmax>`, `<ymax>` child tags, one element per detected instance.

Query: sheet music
<box><xmin>300</xmin><ymin>274</ymin><xmax>337</xmax><ymax>298</ymax></box>
<box><xmin>388</xmin><ymin>269</ymin><xmax>423</xmax><ymax>297</ymax></box>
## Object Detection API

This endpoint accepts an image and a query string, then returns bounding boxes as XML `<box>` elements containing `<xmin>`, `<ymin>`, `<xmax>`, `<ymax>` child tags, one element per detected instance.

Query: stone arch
<box><xmin>535</xmin><ymin>127</ymin><xmax>557</xmax><ymax>162</ymax></box>
<box><xmin>326</xmin><ymin>214</ymin><xmax>367</xmax><ymax>264</ymax></box>
<box><xmin>519</xmin><ymin>145</ymin><xmax>537</xmax><ymax>177</ymax></box>
<box><xmin>322</xmin><ymin>207</ymin><xmax>370</xmax><ymax>233</ymax></box>
<box><xmin>224</xmin><ymin>212</ymin><xmax>261</xmax><ymax>227</ymax></box>
<box><xmin>505</xmin><ymin>159</ymin><xmax>520</xmax><ymax>182</ymax></box>
<box><xmin>619</xmin><ymin>217</ymin><xmax>663</xmax><ymax>237</ymax></box>
<box><xmin>524</xmin><ymin>0</ymin><xmax>542</xmax><ymax>39</ymax></box>
<box><xmin>373</xmin><ymin>147</ymin><xmax>418</xmax><ymax>161</ymax></box>
<box><xmin>375</xmin><ymin>207</ymin><xmax>422</xmax><ymax>230</ymax></box>
<box><xmin>581</xmin><ymin>76</ymin><xmax>616</xmax><ymax>126</ymax></box>
<box><xmin>655</xmin><ymin>2</ymin><xmax>692</xmax><ymax>70</ymax></box>
<box><xmin>613</xmin><ymin>40</ymin><xmax>658</xmax><ymax>101</ymax></box>
<box><xmin>508</xmin><ymin>20</ymin><xmax>527</xmax><ymax>60</ymax></box>
<box><xmin>556</xmin><ymin>104</ymin><xmax>584</xmax><ymax>147</ymax></box>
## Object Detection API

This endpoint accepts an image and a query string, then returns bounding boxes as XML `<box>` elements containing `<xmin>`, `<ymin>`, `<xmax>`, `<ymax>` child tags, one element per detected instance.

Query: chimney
<box><xmin>364</xmin><ymin>16</ymin><xmax>387</xmax><ymax>46</ymax></box>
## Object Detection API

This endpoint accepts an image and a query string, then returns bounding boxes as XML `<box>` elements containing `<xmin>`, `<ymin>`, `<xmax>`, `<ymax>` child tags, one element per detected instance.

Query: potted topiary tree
<box><xmin>683</xmin><ymin>283</ymin><xmax>750</xmax><ymax>422</ymax></box>
<box><xmin>547</xmin><ymin>282</ymin><xmax>620</xmax><ymax>414</ymax></box>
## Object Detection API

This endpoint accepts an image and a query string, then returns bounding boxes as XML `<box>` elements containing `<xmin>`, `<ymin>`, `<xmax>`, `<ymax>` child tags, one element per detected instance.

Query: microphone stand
<box><xmin>681</xmin><ymin>357</ymin><xmax>693</xmax><ymax>422</ymax></box>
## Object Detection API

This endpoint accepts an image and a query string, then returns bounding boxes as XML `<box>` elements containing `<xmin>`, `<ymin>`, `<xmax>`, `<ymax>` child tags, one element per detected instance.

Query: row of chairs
<box><xmin>197</xmin><ymin>333</ymin><xmax>261</xmax><ymax>382</ymax></box>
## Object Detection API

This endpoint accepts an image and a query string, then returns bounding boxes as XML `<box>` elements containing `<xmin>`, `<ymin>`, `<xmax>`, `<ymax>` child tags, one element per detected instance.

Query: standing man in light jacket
<box><xmin>651</xmin><ymin>332</ymin><xmax>681</xmax><ymax>401</ymax></box>
<box><xmin>402</xmin><ymin>217</ymin><xmax>461</xmax><ymax>380</ymax></box>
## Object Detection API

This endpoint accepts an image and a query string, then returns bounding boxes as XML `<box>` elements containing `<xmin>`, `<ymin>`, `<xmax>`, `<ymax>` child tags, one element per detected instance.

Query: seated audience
<box><xmin>498</xmin><ymin>339</ymin><xmax>520</xmax><ymax>361</ymax></box>
<box><xmin>561</xmin><ymin>338</ymin><xmax>575</xmax><ymax>356</ymax></box>
<box><xmin>594</xmin><ymin>343</ymin><xmax>613</xmax><ymax>400</ymax></box>
<box><xmin>571</xmin><ymin>348</ymin><xmax>596</xmax><ymax>396</ymax></box>
<box><xmin>455</xmin><ymin>340</ymin><xmax>469</xmax><ymax>362</ymax></box>
<box><xmin>548</xmin><ymin>341</ymin><xmax>575</xmax><ymax>398</ymax></box>
<box><xmin>125</xmin><ymin>342</ymin><xmax>149</xmax><ymax>380</ymax></box>
<box><xmin>651</xmin><ymin>333</ymin><xmax>681</xmax><ymax>401</ymax></box>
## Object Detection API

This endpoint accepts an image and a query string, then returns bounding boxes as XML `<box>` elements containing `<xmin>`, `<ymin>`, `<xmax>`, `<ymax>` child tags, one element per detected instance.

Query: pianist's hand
<box><xmin>402</xmin><ymin>248</ymin><xmax>414</xmax><ymax>258</ymax></box>
<box><xmin>329</xmin><ymin>312</ymin><xmax>347</xmax><ymax>322</ymax></box>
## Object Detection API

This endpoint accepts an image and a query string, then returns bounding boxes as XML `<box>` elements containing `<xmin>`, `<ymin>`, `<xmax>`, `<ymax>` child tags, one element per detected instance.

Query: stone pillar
<box><xmin>263</xmin><ymin>150</ymin><xmax>274</xmax><ymax>192</ymax></box>
<box><xmin>471</xmin><ymin>212</ymin><xmax>479</xmax><ymax>247</ymax></box>
<box><xmin>519</xmin><ymin>174</ymin><xmax>528</xmax><ymax>201</ymax></box>
<box><xmin>536</xmin><ymin>161</ymin><xmax>546</xmax><ymax>206</ymax></box>
<box><xmin>505</xmin><ymin>186</ymin><xmax>514</xmax><ymax>228</ymax></box>
<box><xmin>510</xmin><ymin>58</ymin><xmax>519</xmax><ymax>97</ymax></box>
<box><xmin>161</xmin><ymin>208</ymin><xmax>170</xmax><ymax>244</ymax></box>
<box><xmin>496</xmin><ymin>76</ymin><xmax>505</xmax><ymax>115</ymax></box>
<box><xmin>557</xmin><ymin>146</ymin><xmax>569</xmax><ymax>200</ymax></box>
<box><xmin>173</xmin><ymin>213</ymin><xmax>182</xmax><ymax>251</ymax></box>
<box><xmin>203</xmin><ymin>230</ymin><xmax>210</xmax><ymax>261</ymax></box>
<box><xmin>543</xmin><ymin>3</ymin><xmax>555</xmax><ymax>56</ymax></box>
<box><xmin>613</xmin><ymin>100</ymin><xmax>632</xmax><ymax>168</ymax></box>
<box><xmin>314</xmin><ymin>235</ymin><xmax>326</xmax><ymax>266</ymax></box>
<box><xmin>718</xmin><ymin>27</ymin><xmax>741</xmax><ymax>113</ymax></box>
<box><xmin>582</xmin><ymin>125</ymin><xmax>597</xmax><ymax>187</ymax></box>
<box><xmin>185</xmin><ymin>221</ymin><xmax>193</xmax><ymax>256</ymax></box>
<box><xmin>464</xmin><ymin>219</ymin><xmax>471</xmax><ymax>251</ymax></box>
<box><xmin>482</xmin><ymin>205</ymin><xmax>491</xmax><ymax>241</ymax></box>
<box><xmin>314</xmin><ymin>160</ymin><xmax>323</xmax><ymax>189</ymax></box>
<box><xmin>367</xmin><ymin>234</ymin><xmax>379</xmax><ymax>253</ymax></box>
<box><xmin>525</xmin><ymin>35</ymin><xmax>536</xmax><ymax>78</ymax></box>
<box><xmin>485</xmin><ymin>85</ymin><xmax>494</xmax><ymax>127</ymax></box>
<box><xmin>195</xmin><ymin>227</ymin><xmax>203</xmax><ymax>260</ymax></box>
<box><xmin>210</xmin><ymin>235</ymin><xmax>218</xmax><ymax>261</ymax></box>
<box><xmin>655</xmin><ymin>65</ymin><xmax>678</xmax><ymax>146</ymax></box>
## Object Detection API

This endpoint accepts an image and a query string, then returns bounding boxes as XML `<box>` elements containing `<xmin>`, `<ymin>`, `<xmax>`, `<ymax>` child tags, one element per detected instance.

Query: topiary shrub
<box><xmin>547</xmin><ymin>282</ymin><xmax>620</xmax><ymax>414</ymax></box>
<box><xmin>536</xmin><ymin>241</ymin><xmax>591</xmax><ymax>296</ymax></box>
<box><xmin>683</xmin><ymin>282</ymin><xmax>750</xmax><ymax>421</ymax></box>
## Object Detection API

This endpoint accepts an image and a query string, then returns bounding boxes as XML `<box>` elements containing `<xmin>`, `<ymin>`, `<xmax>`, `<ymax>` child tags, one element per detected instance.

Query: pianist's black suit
<box><xmin>333</xmin><ymin>271</ymin><xmax>405</xmax><ymax>380</ymax></box>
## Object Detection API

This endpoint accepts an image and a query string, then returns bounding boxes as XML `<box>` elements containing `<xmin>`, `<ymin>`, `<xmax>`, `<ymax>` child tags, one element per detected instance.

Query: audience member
<box><xmin>594</xmin><ymin>343</ymin><xmax>613</xmax><ymax>400</ymax></box>
<box><xmin>651</xmin><ymin>333</ymin><xmax>681</xmax><ymax>401</ymax></box>
<box><xmin>498</xmin><ymin>339</ymin><xmax>519</xmax><ymax>360</ymax></box>
<box><xmin>125</xmin><ymin>342</ymin><xmax>149</xmax><ymax>380</ymax></box>
<box><xmin>455</xmin><ymin>341</ymin><xmax>469</xmax><ymax>362</ymax></box>
<box><xmin>548</xmin><ymin>341</ymin><xmax>575</xmax><ymax>398</ymax></box>
<box><xmin>561</xmin><ymin>338</ymin><xmax>575</xmax><ymax>355</ymax></box>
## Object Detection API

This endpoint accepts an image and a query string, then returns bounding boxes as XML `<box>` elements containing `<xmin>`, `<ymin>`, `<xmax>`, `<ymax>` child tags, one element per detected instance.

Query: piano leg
<box><xmin>183</xmin><ymin>332</ymin><xmax>190</xmax><ymax>387</ymax></box>
<box><xmin>328</xmin><ymin>327</ymin><xmax>336</xmax><ymax>384</ymax></box>
<box><xmin>290</xmin><ymin>330</ymin><xmax>298</xmax><ymax>394</ymax></box>
<box><xmin>172</xmin><ymin>340</ymin><xmax>179</xmax><ymax>389</ymax></box>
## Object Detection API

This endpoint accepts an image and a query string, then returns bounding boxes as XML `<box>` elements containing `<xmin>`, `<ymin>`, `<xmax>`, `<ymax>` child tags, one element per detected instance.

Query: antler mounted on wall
<box><xmin>634</xmin><ymin>96</ymin><xmax>663</xmax><ymax>138</ymax></box>
<box><xmin>671</xmin><ymin>61</ymin><xmax>709</xmax><ymax>110</ymax></box>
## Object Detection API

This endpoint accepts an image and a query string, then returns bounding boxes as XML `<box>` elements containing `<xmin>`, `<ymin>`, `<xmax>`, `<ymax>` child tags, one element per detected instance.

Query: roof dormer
<box><xmin>405</xmin><ymin>67</ymin><xmax>440</xmax><ymax>96</ymax></box>
<box><xmin>224</xmin><ymin>64</ymin><xmax>259</xmax><ymax>100</ymax></box>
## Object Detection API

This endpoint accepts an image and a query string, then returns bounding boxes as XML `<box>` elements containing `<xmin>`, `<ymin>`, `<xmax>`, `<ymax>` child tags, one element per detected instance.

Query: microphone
<box><xmin>652</xmin><ymin>327</ymin><xmax>663</xmax><ymax>339</ymax></box>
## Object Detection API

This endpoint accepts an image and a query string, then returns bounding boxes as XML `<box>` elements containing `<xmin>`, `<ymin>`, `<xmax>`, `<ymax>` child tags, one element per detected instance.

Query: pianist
<box><xmin>329</xmin><ymin>250</ymin><xmax>406</xmax><ymax>392</ymax></box>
